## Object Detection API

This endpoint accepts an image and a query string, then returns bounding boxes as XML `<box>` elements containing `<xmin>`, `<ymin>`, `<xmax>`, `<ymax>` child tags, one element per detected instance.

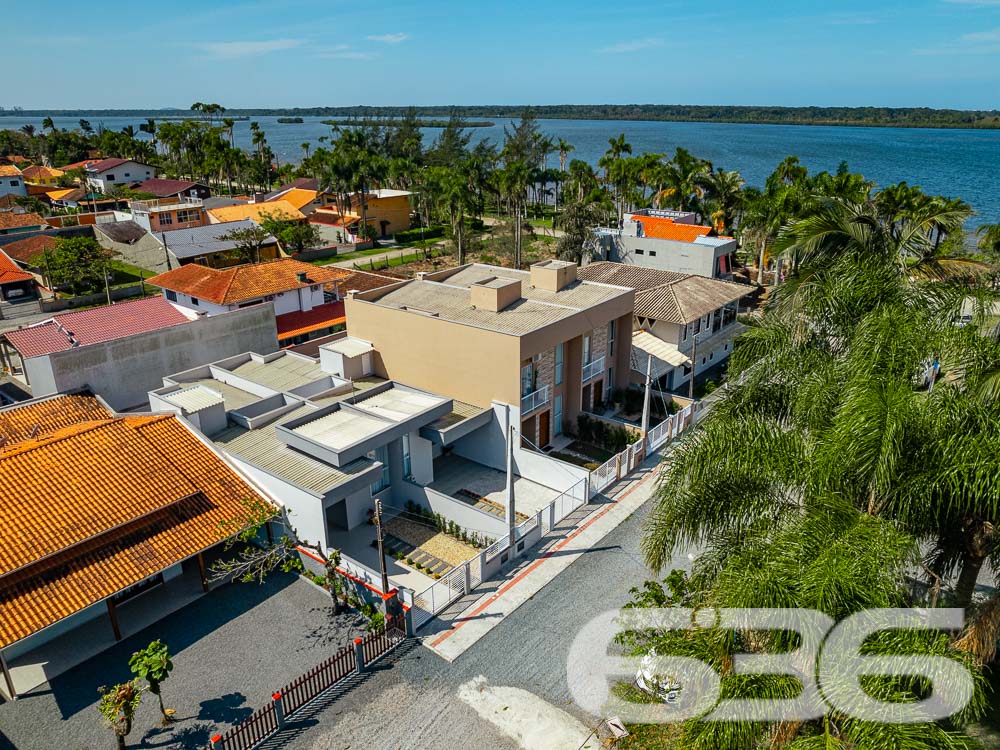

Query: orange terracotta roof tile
<box><xmin>267</xmin><ymin>188</ymin><xmax>319</xmax><ymax>211</ymax></box>
<box><xmin>0</xmin><ymin>213</ymin><xmax>46</xmax><ymax>231</ymax></box>
<box><xmin>276</xmin><ymin>300</ymin><xmax>346</xmax><ymax>341</ymax></box>
<box><xmin>0</xmin><ymin>414</ymin><xmax>271</xmax><ymax>648</ymax></box>
<box><xmin>0</xmin><ymin>252</ymin><xmax>33</xmax><ymax>284</ymax></box>
<box><xmin>207</xmin><ymin>200</ymin><xmax>305</xmax><ymax>224</ymax></box>
<box><xmin>0</xmin><ymin>165</ymin><xmax>23</xmax><ymax>178</ymax></box>
<box><xmin>146</xmin><ymin>258</ymin><xmax>350</xmax><ymax>306</ymax></box>
<box><xmin>630</xmin><ymin>215</ymin><xmax>714</xmax><ymax>242</ymax></box>
<box><xmin>21</xmin><ymin>165</ymin><xmax>64</xmax><ymax>181</ymax></box>
<box><xmin>0</xmin><ymin>392</ymin><xmax>111</xmax><ymax>445</ymax></box>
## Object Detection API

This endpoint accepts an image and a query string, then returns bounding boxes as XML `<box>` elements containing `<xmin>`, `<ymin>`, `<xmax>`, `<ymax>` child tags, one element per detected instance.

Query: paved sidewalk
<box><xmin>420</xmin><ymin>461</ymin><xmax>660</xmax><ymax>661</ymax></box>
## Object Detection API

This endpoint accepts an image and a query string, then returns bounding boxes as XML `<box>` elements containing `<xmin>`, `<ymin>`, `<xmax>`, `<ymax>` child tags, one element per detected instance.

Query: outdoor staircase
<box><xmin>383</xmin><ymin>533</ymin><xmax>453</xmax><ymax>576</ymax></box>
<box><xmin>455</xmin><ymin>489</ymin><xmax>529</xmax><ymax>522</ymax></box>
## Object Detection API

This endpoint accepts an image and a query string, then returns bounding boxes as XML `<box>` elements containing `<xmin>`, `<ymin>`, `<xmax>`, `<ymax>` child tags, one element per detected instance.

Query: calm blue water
<box><xmin>4</xmin><ymin>115</ymin><xmax>999</xmax><ymax>221</ymax></box>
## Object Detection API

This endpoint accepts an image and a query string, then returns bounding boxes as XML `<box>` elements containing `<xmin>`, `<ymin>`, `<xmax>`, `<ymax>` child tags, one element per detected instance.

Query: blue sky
<box><xmin>6</xmin><ymin>0</ymin><xmax>1000</xmax><ymax>109</ymax></box>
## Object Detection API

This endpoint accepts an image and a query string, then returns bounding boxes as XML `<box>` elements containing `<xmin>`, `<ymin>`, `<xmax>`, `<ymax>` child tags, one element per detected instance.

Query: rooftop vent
<box><xmin>296</xmin><ymin>271</ymin><xmax>308</xmax><ymax>283</ymax></box>
<box><xmin>529</xmin><ymin>259</ymin><xmax>577</xmax><ymax>292</ymax></box>
<box><xmin>469</xmin><ymin>276</ymin><xmax>522</xmax><ymax>312</ymax></box>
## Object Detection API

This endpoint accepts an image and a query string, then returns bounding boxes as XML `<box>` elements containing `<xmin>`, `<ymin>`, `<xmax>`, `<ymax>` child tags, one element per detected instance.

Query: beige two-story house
<box><xmin>344</xmin><ymin>261</ymin><xmax>634</xmax><ymax>448</ymax></box>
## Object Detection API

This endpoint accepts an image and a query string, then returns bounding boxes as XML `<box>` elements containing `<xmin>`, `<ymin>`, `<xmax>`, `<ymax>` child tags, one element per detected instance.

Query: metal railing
<box><xmin>520</xmin><ymin>384</ymin><xmax>550</xmax><ymax>415</ymax></box>
<box><xmin>582</xmin><ymin>356</ymin><xmax>605</xmax><ymax>382</ymax></box>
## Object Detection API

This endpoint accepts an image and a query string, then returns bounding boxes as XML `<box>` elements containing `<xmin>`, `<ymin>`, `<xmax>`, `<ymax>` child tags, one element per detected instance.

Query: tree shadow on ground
<box><xmin>137</xmin><ymin>721</ymin><xmax>214</xmax><ymax>750</ymax></box>
<box><xmin>197</xmin><ymin>692</ymin><xmax>252</xmax><ymax>726</ymax></box>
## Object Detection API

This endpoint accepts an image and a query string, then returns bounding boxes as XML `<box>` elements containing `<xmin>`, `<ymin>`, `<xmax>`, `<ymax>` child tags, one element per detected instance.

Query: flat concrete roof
<box><xmin>351</xmin><ymin>387</ymin><xmax>442</xmax><ymax>422</ymax></box>
<box><xmin>160</xmin><ymin>384</ymin><xmax>224</xmax><ymax>412</ymax></box>
<box><xmin>292</xmin><ymin>408</ymin><xmax>390</xmax><ymax>451</ymax></box>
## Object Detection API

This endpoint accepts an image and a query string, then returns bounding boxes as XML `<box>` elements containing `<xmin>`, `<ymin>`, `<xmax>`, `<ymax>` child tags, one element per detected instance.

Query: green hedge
<box><xmin>394</xmin><ymin>225</ymin><xmax>445</xmax><ymax>243</ymax></box>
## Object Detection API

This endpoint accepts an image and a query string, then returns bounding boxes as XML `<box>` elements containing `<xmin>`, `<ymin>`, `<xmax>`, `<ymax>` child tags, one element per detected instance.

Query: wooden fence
<box><xmin>209</xmin><ymin>625</ymin><xmax>405</xmax><ymax>750</ymax></box>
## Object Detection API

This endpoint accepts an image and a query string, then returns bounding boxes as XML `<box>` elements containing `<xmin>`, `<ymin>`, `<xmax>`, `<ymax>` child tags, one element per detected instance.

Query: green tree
<box><xmin>40</xmin><ymin>236</ymin><xmax>114</xmax><ymax>295</ymax></box>
<box><xmin>214</xmin><ymin>223</ymin><xmax>273</xmax><ymax>264</ymax></box>
<box><xmin>259</xmin><ymin>210</ymin><xmax>322</xmax><ymax>255</ymax></box>
<box><xmin>129</xmin><ymin>640</ymin><xmax>175</xmax><ymax>723</ymax></box>
<box><xmin>97</xmin><ymin>681</ymin><xmax>142</xmax><ymax>750</ymax></box>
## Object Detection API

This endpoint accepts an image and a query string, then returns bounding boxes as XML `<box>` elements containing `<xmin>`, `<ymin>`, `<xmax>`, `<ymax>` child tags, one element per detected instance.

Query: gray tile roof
<box><xmin>94</xmin><ymin>220</ymin><xmax>147</xmax><ymax>245</ymax></box>
<box><xmin>155</xmin><ymin>220</ymin><xmax>276</xmax><ymax>259</ymax></box>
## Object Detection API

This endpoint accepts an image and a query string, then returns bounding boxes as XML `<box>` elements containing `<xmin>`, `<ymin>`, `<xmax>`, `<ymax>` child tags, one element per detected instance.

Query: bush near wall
<box><xmin>576</xmin><ymin>413</ymin><xmax>635</xmax><ymax>453</ymax></box>
<box><xmin>394</xmin><ymin>226</ymin><xmax>445</xmax><ymax>244</ymax></box>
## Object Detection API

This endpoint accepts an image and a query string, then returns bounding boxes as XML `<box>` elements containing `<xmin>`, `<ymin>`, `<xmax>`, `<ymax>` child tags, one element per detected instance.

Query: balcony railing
<box><xmin>582</xmin><ymin>355</ymin><xmax>605</xmax><ymax>383</ymax></box>
<box><xmin>521</xmin><ymin>384</ymin><xmax>550</xmax><ymax>415</ymax></box>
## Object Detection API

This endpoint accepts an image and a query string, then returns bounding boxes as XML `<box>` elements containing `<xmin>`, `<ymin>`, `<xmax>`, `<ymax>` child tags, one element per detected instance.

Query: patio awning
<box><xmin>631</xmin><ymin>330</ymin><xmax>690</xmax><ymax>380</ymax></box>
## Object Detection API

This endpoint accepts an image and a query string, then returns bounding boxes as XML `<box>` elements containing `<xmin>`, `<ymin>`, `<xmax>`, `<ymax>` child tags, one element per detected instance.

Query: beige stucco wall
<box><xmin>345</xmin><ymin>296</ymin><xmax>521</xmax><ymax>407</ymax></box>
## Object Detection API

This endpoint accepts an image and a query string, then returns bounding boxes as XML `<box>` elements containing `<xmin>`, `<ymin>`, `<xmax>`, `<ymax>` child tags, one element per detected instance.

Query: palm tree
<box><xmin>434</xmin><ymin>164</ymin><xmax>476</xmax><ymax>265</ymax></box>
<box><xmin>41</xmin><ymin>116</ymin><xmax>55</xmax><ymax>133</ymax></box>
<box><xmin>300</xmin><ymin>142</ymin><xmax>310</xmax><ymax>161</ymax></box>
<box><xmin>703</xmin><ymin>169</ymin><xmax>744</xmax><ymax>235</ymax></box>
<box><xmin>20</xmin><ymin>124</ymin><xmax>35</xmax><ymax>138</ymax></box>
<box><xmin>556</xmin><ymin>138</ymin><xmax>574</xmax><ymax>174</ymax></box>
<box><xmin>653</xmin><ymin>147</ymin><xmax>711</xmax><ymax>216</ymax></box>
<box><xmin>638</xmin><ymin>196</ymin><xmax>996</xmax><ymax>743</ymax></box>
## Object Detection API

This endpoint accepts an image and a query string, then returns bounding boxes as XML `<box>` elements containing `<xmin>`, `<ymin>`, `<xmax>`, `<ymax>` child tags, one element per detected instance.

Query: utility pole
<box><xmin>688</xmin><ymin>327</ymin><xmax>698</xmax><ymax>401</ymax></box>
<box><xmin>640</xmin><ymin>354</ymin><xmax>653</xmax><ymax>439</ymax></box>
<box><xmin>505</xmin><ymin>405</ymin><xmax>516</xmax><ymax>544</ymax></box>
<box><xmin>373</xmin><ymin>499</ymin><xmax>390</xmax><ymax>594</ymax></box>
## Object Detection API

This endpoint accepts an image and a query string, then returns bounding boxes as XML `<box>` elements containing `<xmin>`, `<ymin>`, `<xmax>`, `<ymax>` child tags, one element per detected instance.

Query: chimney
<box><xmin>529</xmin><ymin>260</ymin><xmax>577</xmax><ymax>293</ymax></box>
<box><xmin>469</xmin><ymin>276</ymin><xmax>522</xmax><ymax>312</ymax></box>
<box><xmin>296</xmin><ymin>271</ymin><xmax>308</xmax><ymax>283</ymax></box>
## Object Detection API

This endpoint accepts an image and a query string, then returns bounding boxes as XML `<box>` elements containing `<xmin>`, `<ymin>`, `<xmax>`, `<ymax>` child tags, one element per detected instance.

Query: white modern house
<box><xmin>84</xmin><ymin>158</ymin><xmax>154</xmax><ymax>193</ymax></box>
<box><xmin>591</xmin><ymin>208</ymin><xmax>738</xmax><ymax>279</ymax></box>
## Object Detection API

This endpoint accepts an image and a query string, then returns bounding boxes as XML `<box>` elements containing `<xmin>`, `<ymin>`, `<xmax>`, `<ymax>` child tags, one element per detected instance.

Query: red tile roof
<box><xmin>0</xmin><ymin>392</ymin><xmax>112</xmax><ymax>445</ymax></box>
<box><xmin>0</xmin><ymin>412</ymin><xmax>272</xmax><ymax>648</ymax></box>
<box><xmin>4</xmin><ymin>296</ymin><xmax>191</xmax><ymax>358</ymax></box>
<box><xmin>0</xmin><ymin>251</ymin><xmax>34</xmax><ymax>285</ymax></box>
<box><xmin>133</xmin><ymin>178</ymin><xmax>206</xmax><ymax>197</ymax></box>
<box><xmin>146</xmin><ymin>258</ymin><xmax>349</xmax><ymax>306</ymax></box>
<box><xmin>276</xmin><ymin>300</ymin><xmax>346</xmax><ymax>341</ymax></box>
<box><xmin>0</xmin><ymin>213</ymin><xmax>46</xmax><ymax>231</ymax></box>
<box><xmin>59</xmin><ymin>158</ymin><xmax>100</xmax><ymax>171</ymax></box>
<box><xmin>85</xmin><ymin>158</ymin><xmax>132</xmax><ymax>174</ymax></box>
<box><xmin>630</xmin><ymin>215</ymin><xmax>714</xmax><ymax>242</ymax></box>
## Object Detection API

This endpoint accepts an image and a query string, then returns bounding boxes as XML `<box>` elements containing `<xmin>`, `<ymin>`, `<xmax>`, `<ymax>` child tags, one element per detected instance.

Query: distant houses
<box><xmin>83</xmin><ymin>158</ymin><xmax>154</xmax><ymax>192</ymax></box>
<box><xmin>0</xmin><ymin>166</ymin><xmax>27</xmax><ymax>198</ymax></box>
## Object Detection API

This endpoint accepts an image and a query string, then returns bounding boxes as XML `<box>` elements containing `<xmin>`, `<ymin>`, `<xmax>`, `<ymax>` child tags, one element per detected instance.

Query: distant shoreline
<box><xmin>322</xmin><ymin>118</ymin><xmax>494</xmax><ymax>128</ymax></box>
<box><xmin>2</xmin><ymin>105</ymin><xmax>999</xmax><ymax>130</ymax></box>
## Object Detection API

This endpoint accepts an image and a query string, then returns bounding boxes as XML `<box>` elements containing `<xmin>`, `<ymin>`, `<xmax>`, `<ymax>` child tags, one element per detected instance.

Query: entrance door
<box><xmin>539</xmin><ymin>410</ymin><xmax>551</xmax><ymax>448</ymax></box>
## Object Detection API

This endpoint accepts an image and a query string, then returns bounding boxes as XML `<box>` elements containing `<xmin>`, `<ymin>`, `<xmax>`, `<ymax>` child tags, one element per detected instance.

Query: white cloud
<box><xmin>367</xmin><ymin>32</ymin><xmax>409</xmax><ymax>44</ymax></box>
<box><xmin>963</xmin><ymin>27</ymin><xmax>1000</xmax><ymax>41</ymax></box>
<box><xmin>598</xmin><ymin>37</ymin><xmax>663</xmax><ymax>54</ymax></box>
<box><xmin>198</xmin><ymin>38</ymin><xmax>302</xmax><ymax>59</ymax></box>
<box><xmin>316</xmin><ymin>46</ymin><xmax>379</xmax><ymax>60</ymax></box>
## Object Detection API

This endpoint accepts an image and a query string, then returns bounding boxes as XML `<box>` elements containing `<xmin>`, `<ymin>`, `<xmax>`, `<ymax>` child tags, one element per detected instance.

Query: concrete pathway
<box><xmin>420</xmin><ymin>462</ymin><xmax>659</xmax><ymax>662</ymax></box>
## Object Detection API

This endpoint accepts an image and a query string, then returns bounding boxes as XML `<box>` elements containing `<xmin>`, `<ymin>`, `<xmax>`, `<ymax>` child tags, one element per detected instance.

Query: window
<box><xmin>176</xmin><ymin>208</ymin><xmax>201</xmax><ymax>223</ymax></box>
<box><xmin>165</xmin><ymin>290</ymin><xmax>177</xmax><ymax>302</ymax></box>
<box><xmin>190</xmin><ymin>297</ymin><xmax>200</xmax><ymax>306</ymax></box>
<box><xmin>8</xmin><ymin>180</ymin><xmax>16</xmax><ymax>187</ymax></box>
<box><xmin>606</xmin><ymin>368</ymin><xmax>614</xmax><ymax>401</ymax></box>
<box><xmin>555</xmin><ymin>344</ymin><xmax>564</xmax><ymax>385</ymax></box>
<box><xmin>124</xmin><ymin>173</ymin><xmax>130</xmax><ymax>178</ymax></box>
<box><xmin>158</xmin><ymin>212</ymin><xmax>173</xmax><ymax>226</ymax></box>
<box><xmin>369</xmin><ymin>445</ymin><xmax>390</xmax><ymax>493</ymax></box>
<box><xmin>648</xmin><ymin>250</ymin><xmax>657</xmax><ymax>257</ymax></box>
<box><xmin>635</xmin><ymin>248</ymin><xmax>644</xmax><ymax>255</ymax></box>
<box><xmin>583</xmin><ymin>334</ymin><xmax>592</xmax><ymax>365</ymax></box>
<box><xmin>521</xmin><ymin>362</ymin><xmax>535</xmax><ymax>396</ymax></box>
<box><xmin>402</xmin><ymin>434</ymin><xmax>412</xmax><ymax>479</ymax></box>
<box><xmin>554</xmin><ymin>395</ymin><xmax>563</xmax><ymax>436</ymax></box>
<box><xmin>608</xmin><ymin>320</ymin><xmax>616</xmax><ymax>358</ymax></box>
<box><xmin>693</xmin><ymin>318</ymin><xmax>701</xmax><ymax>335</ymax></box>
<box><xmin>681</xmin><ymin>324</ymin><xmax>688</xmax><ymax>342</ymax></box>
<box><xmin>106</xmin><ymin>174</ymin><xmax>115</xmax><ymax>181</ymax></box>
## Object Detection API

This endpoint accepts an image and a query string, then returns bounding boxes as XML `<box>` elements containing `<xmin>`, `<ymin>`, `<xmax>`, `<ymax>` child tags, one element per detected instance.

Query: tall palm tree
<box><xmin>300</xmin><ymin>142</ymin><xmax>310</xmax><ymax>161</ymax></box>
<box><xmin>653</xmin><ymin>147</ymin><xmax>711</xmax><ymax>216</ymax></box>
<box><xmin>703</xmin><ymin>169</ymin><xmax>744</xmax><ymax>235</ymax></box>
<box><xmin>41</xmin><ymin>116</ymin><xmax>55</xmax><ymax>133</ymax></box>
<box><xmin>20</xmin><ymin>124</ymin><xmax>35</xmax><ymax>138</ymax></box>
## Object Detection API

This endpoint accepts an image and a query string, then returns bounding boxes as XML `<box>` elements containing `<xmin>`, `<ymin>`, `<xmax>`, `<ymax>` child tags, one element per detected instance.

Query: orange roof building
<box><xmin>206</xmin><ymin>199</ymin><xmax>305</xmax><ymax>224</ymax></box>
<box><xmin>20</xmin><ymin>165</ymin><xmax>65</xmax><ymax>186</ymax></box>
<box><xmin>0</xmin><ymin>396</ymin><xmax>274</xmax><ymax>694</ymax></box>
<box><xmin>146</xmin><ymin>258</ymin><xmax>372</xmax><ymax>345</ymax></box>
<box><xmin>593</xmin><ymin>209</ymin><xmax>738</xmax><ymax>279</ymax></box>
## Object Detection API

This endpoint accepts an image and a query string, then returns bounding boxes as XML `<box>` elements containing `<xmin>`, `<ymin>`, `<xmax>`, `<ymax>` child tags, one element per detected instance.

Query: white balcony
<box><xmin>520</xmin><ymin>384</ymin><xmax>550</xmax><ymax>415</ymax></box>
<box><xmin>582</xmin><ymin>355</ymin><xmax>605</xmax><ymax>383</ymax></box>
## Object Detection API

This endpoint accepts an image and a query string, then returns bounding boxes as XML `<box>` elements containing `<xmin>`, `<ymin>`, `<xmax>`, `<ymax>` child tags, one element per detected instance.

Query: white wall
<box><xmin>343</xmin><ymin>487</ymin><xmax>373</xmax><ymax>530</ymax></box>
<box><xmin>29</xmin><ymin>304</ymin><xmax>279</xmax><ymax>410</ymax></box>
<box><xmin>397</xmin><ymin>481</ymin><xmax>507</xmax><ymax>537</ymax></box>
<box><xmin>87</xmin><ymin>162</ymin><xmax>153</xmax><ymax>192</ymax></box>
